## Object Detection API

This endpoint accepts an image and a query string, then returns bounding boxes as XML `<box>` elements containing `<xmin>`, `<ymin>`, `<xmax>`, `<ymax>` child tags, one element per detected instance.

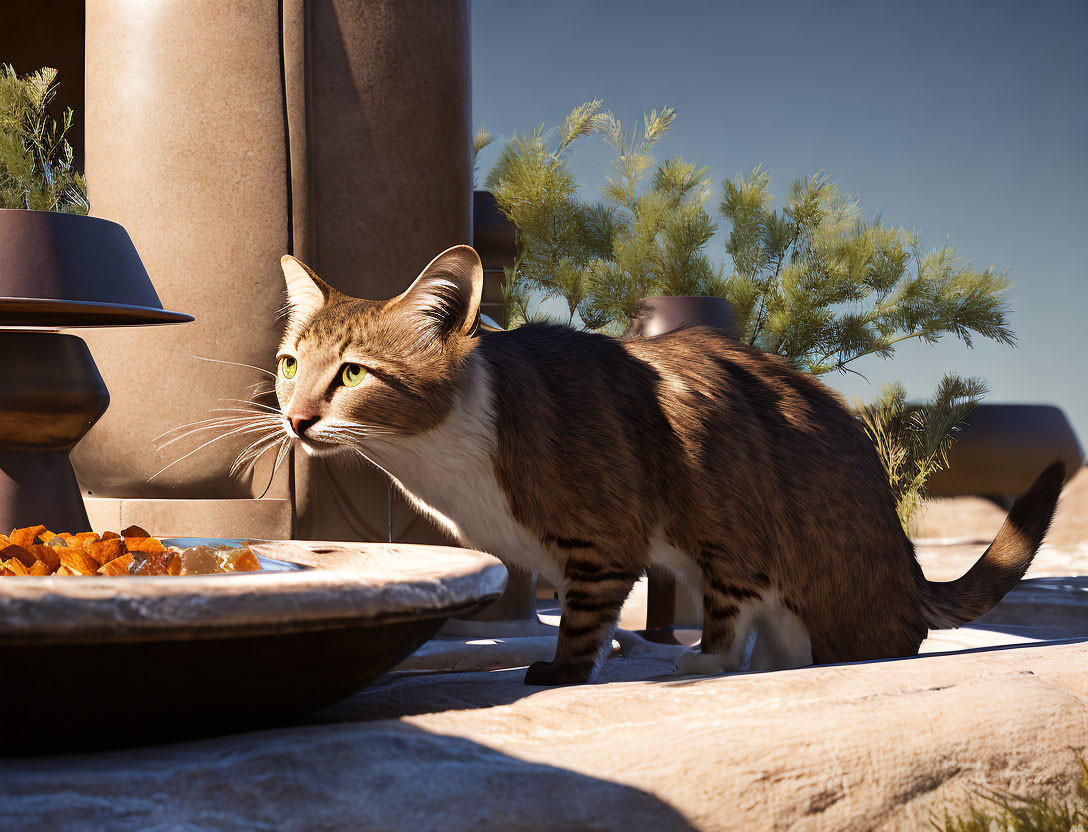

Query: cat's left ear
<box><xmin>392</xmin><ymin>245</ymin><xmax>484</xmax><ymax>339</ymax></box>
<box><xmin>280</xmin><ymin>255</ymin><xmax>333</xmax><ymax>325</ymax></box>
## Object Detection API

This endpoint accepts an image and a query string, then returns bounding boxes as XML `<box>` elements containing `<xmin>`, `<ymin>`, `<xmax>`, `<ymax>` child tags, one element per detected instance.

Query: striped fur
<box><xmin>274</xmin><ymin>246</ymin><xmax>1064</xmax><ymax>685</ymax></box>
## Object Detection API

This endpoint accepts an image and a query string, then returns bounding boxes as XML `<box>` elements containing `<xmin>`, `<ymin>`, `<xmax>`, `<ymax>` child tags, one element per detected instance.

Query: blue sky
<box><xmin>471</xmin><ymin>0</ymin><xmax>1088</xmax><ymax>445</ymax></box>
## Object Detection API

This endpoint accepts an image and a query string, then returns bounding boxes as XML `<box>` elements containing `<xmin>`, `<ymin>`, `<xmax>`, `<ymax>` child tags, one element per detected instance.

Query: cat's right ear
<box><xmin>280</xmin><ymin>255</ymin><xmax>333</xmax><ymax>325</ymax></box>
<box><xmin>390</xmin><ymin>245</ymin><xmax>484</xmax><ymax>340</ymax></box>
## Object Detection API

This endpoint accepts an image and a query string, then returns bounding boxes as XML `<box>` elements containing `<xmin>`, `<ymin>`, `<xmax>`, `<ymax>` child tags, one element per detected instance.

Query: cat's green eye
<box><xmin>341</xmin><ymin>363</ymin><xmax>366</xmax><ymax>388</ymax></box>
<box><xmin>279</xmin><ymin>356</ymin><xmax>297</xmax><ymax>379</ymax></box>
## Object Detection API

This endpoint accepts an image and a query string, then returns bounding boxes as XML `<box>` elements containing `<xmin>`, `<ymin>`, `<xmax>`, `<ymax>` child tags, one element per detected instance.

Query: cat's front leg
<box><xmin>524</xmin><ymin>557</ymin><xmax>638</xmax><ymax>686</ymax></box>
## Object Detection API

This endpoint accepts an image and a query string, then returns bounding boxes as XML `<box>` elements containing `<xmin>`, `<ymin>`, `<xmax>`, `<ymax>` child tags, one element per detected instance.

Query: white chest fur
<box><xmin>362</xmin><ymin>357</ymin><xmax>560</xmax><ymax>584</ymax></box>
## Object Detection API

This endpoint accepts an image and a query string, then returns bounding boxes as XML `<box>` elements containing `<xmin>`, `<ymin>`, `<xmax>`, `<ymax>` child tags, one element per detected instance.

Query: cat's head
<box><xmin>274</xmin><ymin>245</ymin><xmax>484</xmax><ymax>456</ymax></box>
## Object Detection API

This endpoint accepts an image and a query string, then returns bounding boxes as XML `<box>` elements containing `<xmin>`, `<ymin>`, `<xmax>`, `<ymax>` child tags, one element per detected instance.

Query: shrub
<box><xmin>0</xmin><ymin>64</ymin><xmax>87</xmax><ymax>214</ymax></box>
<box><xmin>479</xmin><ymin>102</ymin><xmax>1016</xmax><ymax>529</ymax></box>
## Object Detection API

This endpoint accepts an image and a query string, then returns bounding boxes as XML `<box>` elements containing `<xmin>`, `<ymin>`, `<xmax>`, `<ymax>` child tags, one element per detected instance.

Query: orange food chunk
<box><xmin>85</xmin><ymin>537</ymin><xmax>126</xmax><ymax>567</ymax></box>
<box><xmin>97</xmin><ymin>553</ymin><xmax>133</xmax><ymax>576</ymax></box>
<box><xmin>2</xmin><ymin>557</ymin><xmax>29</xmax><ymax>575</ymax></box>
<box><xmin>125</xmin><ymin>537</ymin><xmax>165</xmax><ymax>554</ymax></box>
<box><xmin>0</xmin><ymin>526</ymin><xmax>267</xmax><ymax>578</ymax></box>
<box><xmin>28</xmin><ymin>560</ymin><xmax>51</xmax><ymax>576</ymax></box>
<box><xmin>59</xmin><ymin>549</ymin><xmax>100</xmax><ymax>576</ymax></box>
<box><xmin>131</xmin><ymin>551</ymin><xmax>173</xmax><ymax>575</ymax></box>
<box><xmin>228</xmin><ymin>549</ymin><xmax>261</xmax><ymax>573</ymax></box>
<box><xmin>1</xmin><ymin>544</ymin><xmax>36</xmax><ymax>568</ymax></box>
<box><xmin>9</xmin><ymin>525</ymin><xmax>46</xmax><ymax>548</ymax></box>
<box><xmin>177</xmin><ymin>546</ymin><xmax>223</xmax><ymax>575</ymax></box>
<box><xmin>28</xmin><ymin>544</ymin><xmax>61</xmax><ymax>571</ymax></box>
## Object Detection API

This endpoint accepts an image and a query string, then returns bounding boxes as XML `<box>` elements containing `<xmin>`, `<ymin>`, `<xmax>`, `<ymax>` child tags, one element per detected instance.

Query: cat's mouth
<box><xmin>293</xmin><ymin>435</ymin><xmax>344</xmax><ymax>457</ymax></box>
<box><xmin>282</xmin><ymin>422</ymin><xmax>344</xmax><ymax>457</ymax></box>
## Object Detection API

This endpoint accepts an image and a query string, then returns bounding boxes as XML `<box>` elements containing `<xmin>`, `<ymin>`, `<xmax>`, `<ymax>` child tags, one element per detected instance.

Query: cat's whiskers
<box><xmin>218</xmin><ymin>397</ymin><xmax>283</xmax><ymax>414</ymax></box>
<box><xmin>225</xmin><ymin>432</ymin><xmax>294</xmax><ymax>498</ymax></box>
<box><xmin>147</xmin><ymin>419</ymin><xmax>283</xmax><ymax>482</ymax></box>
<box><xmin>153</xmin><ymin>404</ymin><xmax>284</xmax><ymax>440</ymax></box>
<box><xmin>151</xmin><ymin>395</ymin><xmax>287</xmax><ymax>482</ymax></box>
<box><xmin>155</xmin><ymin>413</ymin><xmax>282</xmax><ymax>450</ymax></box>
<box><xmin>315</xmin><ymin>421</ymin><xmax>399</xmax><ymax>447</ymax></box>
<box><xmin>229</xmin><ymin>429</ymin><xmax>289</xmax><ymax>478</ymax></box>
<box><xmin>193</xmin><ymin>355</ymin><xmax>276</xmax><ymax>378</ymax></box>
<box><xmin>153</xmin><ymin>413</ymin><xmax>263</xmax><ymax>442</ymax></box>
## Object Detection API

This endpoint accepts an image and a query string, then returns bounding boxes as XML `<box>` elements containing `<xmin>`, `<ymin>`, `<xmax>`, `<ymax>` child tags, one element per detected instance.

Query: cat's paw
<box><xmin>675</xmin><ymin>645</ymin><xmax>741</xmax><ymax>676</ymax></box>
<box><xmin>524</xmin><ymin>659</ymin><xmax>594</xmax><ymax>686</ymax></box>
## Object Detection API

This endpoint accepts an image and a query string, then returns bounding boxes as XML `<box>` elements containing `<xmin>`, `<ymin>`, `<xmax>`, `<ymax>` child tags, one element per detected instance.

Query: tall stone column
<box><xmin>74</xmin><ymin>0</ymin><xmax>472</xmax><ymax>545</ymax></box>
<box><xmin>288</xmin><ymin>0</ymin><xmax>472</xmax><ymax>543</ymax></box>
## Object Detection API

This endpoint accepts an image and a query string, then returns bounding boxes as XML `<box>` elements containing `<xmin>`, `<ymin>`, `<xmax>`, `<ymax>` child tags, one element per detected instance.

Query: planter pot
<box><xmin>625</xmin><ymin>295</ymin><xmax>740</xmax><ymax>340</ymax></box>
<box><xmin>473</xmin><ymin>190</ymin><xmax>516</xmax><ymax>327</ymax></box>
<box><xmin>927</xmin><ymin>403</ymin><xmax>1084</xmax><ymax>500</ymax></box>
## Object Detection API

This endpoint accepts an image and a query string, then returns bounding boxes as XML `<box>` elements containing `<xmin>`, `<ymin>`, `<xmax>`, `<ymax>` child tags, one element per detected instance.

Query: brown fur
<box><xmin>275</xmin><ymin>245</ymin><xmax>1064</xmax><ymax>685</ymax></box>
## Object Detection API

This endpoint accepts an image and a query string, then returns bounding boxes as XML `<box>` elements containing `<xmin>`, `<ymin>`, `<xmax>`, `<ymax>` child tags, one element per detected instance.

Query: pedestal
<box><xmin>1</xmin><ymin>331</ymin><xmax>109</xmax><ymax>532</ymax></box>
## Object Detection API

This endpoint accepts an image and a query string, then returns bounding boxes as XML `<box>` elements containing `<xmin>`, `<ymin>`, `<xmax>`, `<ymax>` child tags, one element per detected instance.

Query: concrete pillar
<box><xmin>74</xmin><ymin>0</ymin><xmax>472</xmax><ymax>544</ymax></box>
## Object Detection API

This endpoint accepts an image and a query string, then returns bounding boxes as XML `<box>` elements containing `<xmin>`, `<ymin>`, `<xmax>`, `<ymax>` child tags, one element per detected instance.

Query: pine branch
<box><xmin>0</xmin><ymin>64</ymin><xmax>87</xmax><ymax>213</ymax></box>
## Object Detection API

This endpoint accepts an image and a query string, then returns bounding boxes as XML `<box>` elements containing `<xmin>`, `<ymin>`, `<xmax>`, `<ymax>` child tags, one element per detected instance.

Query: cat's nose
<box><xmin>289</xmin><ymin>414</ymin><xmax>318</xmax><ymax>437</ymax></box>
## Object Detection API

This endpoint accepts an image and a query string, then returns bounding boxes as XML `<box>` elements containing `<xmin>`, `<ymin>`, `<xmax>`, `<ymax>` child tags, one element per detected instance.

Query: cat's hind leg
<box><xmin>675</xmin><ymin>588</ymin><xmax>761</xmax><ymax>675</ymax></box>
<box><xmin>748</xmin><ymin>593</ymin><xmax>812</xmax><ymax>671</ymax></box>
<box><xmin>524</xmin><ymin>553</ymin><xmax>638</xmax><ymax>686</ymax></box>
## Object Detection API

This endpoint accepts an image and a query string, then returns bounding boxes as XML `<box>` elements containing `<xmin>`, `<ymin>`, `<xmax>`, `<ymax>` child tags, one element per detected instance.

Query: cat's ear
<box><xmin>280</xmin><ymin>255</ymin><xmax>333</xmax><ymax>325</ymax></box>
<box><xmin>391</xmin><ymin>245</ymin><xmax>484</xmax><ymax>339</ymax></box>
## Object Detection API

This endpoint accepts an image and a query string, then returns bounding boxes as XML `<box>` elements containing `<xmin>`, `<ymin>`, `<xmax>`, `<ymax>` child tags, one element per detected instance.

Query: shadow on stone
<box><xmin>0</xmin><ymin>721</ymin><xmax>698</xmax><ymax>832</ymax></box>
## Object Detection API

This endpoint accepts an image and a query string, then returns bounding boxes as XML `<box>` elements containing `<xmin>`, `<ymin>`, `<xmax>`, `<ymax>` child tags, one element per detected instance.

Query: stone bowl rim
<box><xmin>0</xmin><ymin>539</ymin><xmax>508</xmax><ymax>645</ymax></box>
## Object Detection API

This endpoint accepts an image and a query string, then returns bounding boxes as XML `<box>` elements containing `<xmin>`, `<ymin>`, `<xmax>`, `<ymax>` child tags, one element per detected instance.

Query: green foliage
<box><xmin>472</xmin><ymin>124</ymin><xmax>496</xmax><ymax>189</ymax></box>
<box><xmin>936</xmin><ymin>754</ymin><xmax>1088</xmax><ymax>832</ymax></box>
<box><xmin>858</xmin><ymin>374</ymin><xmax>988</xmax><ymax>531</ymax></box>
<box><xmin>0</xmin><ymin>64</ymin><xmax>87</xmax><ymax>214</ymax></box>
<box><xmin>481</xmin><ymin>101</ymin><xmax>1018</xmax><ymax>528</ymax></box>
<box><xmin>486</xmin><ymin>100</ymin><xmax>723</xmax><ymax>331</ymax></box>
<box><xmin>721</xmin><ymin>168</ymin><xmax>1014</xmax><ymax>375</ymax></box>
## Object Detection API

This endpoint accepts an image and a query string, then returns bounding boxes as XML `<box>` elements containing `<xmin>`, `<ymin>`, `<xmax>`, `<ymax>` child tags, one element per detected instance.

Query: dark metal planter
<box><xmin>625</xmin><ymin>295</ymin><xmax>740</xmax><ymax>340</ymax></box>
<box><xmin>928</xmin><ymin>403</ymin><xmax>1084</xmax><ymax>502</ymax></box>
<box><xmin>0</xmin><ymin>209</ymin><xmax>191</xmax><ymax>532</ymax></box>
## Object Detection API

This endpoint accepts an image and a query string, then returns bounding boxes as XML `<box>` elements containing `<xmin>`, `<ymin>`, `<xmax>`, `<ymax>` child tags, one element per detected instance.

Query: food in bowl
<box><xmin>0</xmin><ymin>525</ymin><xmax>260</xmax><ymax>576</ymax></box>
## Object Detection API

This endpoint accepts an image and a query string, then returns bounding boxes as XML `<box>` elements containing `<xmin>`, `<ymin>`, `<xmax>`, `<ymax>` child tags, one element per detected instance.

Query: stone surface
<box><xmin>915</xmin><ymin>540</ymin><xmax>1088</xmax><ymax>582</ymax></box>
<box><xmin>5</xmin><ymin>485</ymin><xmax>1087</xmax><ymax>829</ymax></box>
<box><xmin>0</xmin><ymin>540</ymin><xmax>506</xmax><ymax>644</ymax></box>
<box><xmin>3</xmin><ymin>640</ymin><xmax>1087</xmax><ymax>831</ymax></box>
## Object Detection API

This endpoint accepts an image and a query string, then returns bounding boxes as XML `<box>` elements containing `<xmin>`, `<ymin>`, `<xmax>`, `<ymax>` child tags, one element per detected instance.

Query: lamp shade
<box><xmin>0</xmin><ymin>209</ymin><xmax>193</xmax><ymax>327</ymax></box>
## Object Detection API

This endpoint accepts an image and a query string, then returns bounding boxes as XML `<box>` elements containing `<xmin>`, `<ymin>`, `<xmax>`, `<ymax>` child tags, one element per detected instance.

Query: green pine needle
<box><xmin>0</xmin><ymin>64</ymin><xmax>87</xmax><ymax>213</ymax></box>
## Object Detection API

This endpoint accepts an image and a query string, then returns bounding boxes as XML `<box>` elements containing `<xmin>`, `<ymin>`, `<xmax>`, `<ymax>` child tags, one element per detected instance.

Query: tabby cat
<box><xmin>274</xmin><ymin>245</ymin><xmax>1063</xmax><ymax>685</ymax></box>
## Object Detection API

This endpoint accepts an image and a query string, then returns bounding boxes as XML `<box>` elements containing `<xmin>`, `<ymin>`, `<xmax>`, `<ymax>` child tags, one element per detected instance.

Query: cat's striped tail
<box><xmin>918</xmin><ymin>461</ymin><xmax>1066</xmax><ymax>630</ymax></box>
